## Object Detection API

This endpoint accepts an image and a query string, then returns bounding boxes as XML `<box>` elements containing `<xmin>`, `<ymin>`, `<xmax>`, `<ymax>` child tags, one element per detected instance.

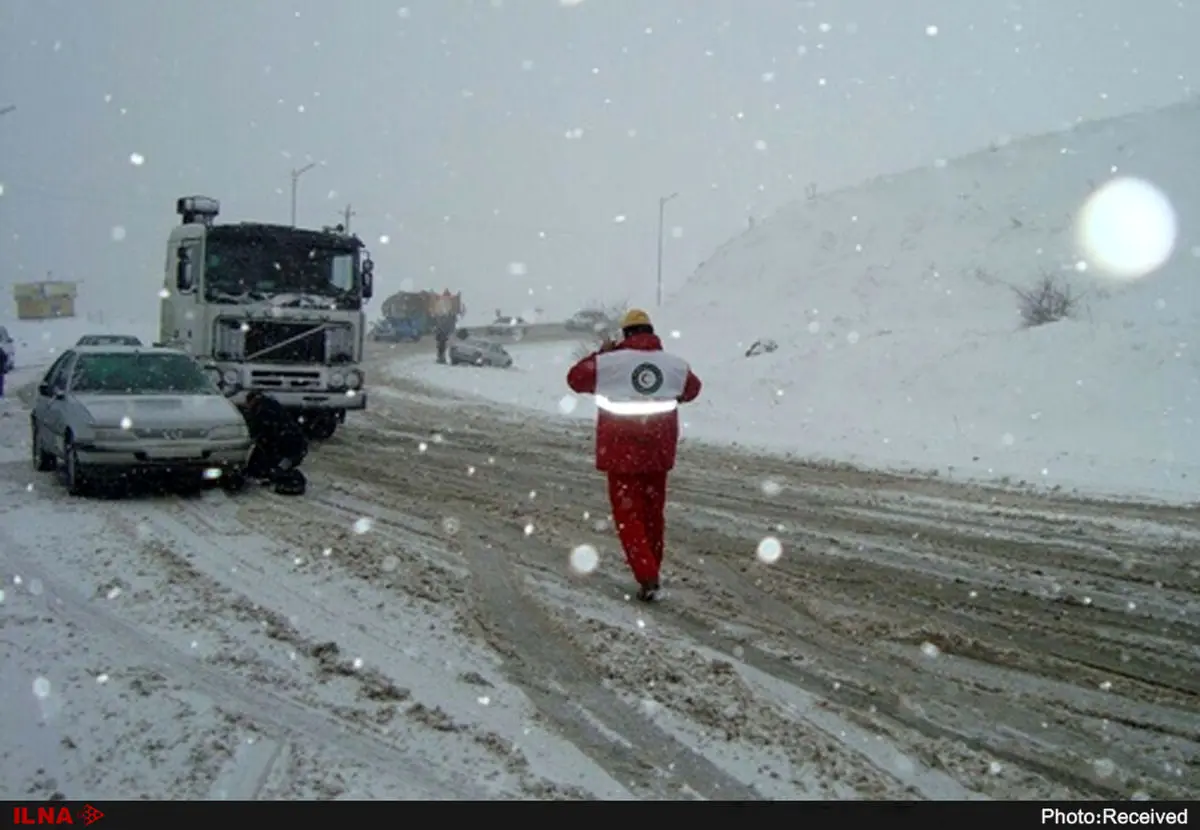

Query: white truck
<box><xmin>159</xmin><ymin>195</ymin><xmax>375</xmax><ymax>440</ymax></box>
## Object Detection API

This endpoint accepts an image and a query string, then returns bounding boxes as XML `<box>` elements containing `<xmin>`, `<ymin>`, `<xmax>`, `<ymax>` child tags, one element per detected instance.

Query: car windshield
<box><xmin>69</xmin><ymin>353</ymin><xmax>217</xmax><ymax>395</ymax></box>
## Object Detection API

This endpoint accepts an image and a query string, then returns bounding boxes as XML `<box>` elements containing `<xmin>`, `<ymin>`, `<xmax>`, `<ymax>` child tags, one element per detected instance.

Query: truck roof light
<box><xmin>177</xmin><ymin>195</ymin><xmax>220</xmax><ymax>226</ymax></box>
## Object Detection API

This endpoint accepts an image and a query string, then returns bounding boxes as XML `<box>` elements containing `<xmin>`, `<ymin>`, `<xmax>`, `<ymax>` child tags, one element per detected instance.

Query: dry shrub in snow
<box><xmin>1014</xmin><ymin>273</ymin><xmax>1077</xmax><ymax>327</ymax></box>
<box><xmin>744</xmin><ymin>338</ymin><xmax>779</xmax><ymax>358</ymax></box>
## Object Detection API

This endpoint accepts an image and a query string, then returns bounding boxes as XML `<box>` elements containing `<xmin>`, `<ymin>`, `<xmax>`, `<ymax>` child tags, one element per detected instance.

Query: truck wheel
<box><xmin>220</xmin><ymin>468</ymin><xmax>248</xmax><ymax>493</ymax></box>
<box><xmin>304</xmin><ymin>414</ymin><xmax>338</xmax><ymax>440</ymax></box>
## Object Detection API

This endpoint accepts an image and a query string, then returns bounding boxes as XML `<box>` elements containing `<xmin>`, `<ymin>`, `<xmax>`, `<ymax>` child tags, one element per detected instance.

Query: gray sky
<box><xmin>2</xmin><ymin>0</ymin><xmax>1198</xmax><ymax>323</ymax></box>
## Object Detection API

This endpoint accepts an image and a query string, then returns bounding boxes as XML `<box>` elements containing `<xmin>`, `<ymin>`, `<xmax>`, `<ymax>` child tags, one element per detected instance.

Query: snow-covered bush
<box><xmin>1014</xmin><ymin>273</ymin><xmax>1077</xmax><ymax>327</ymax></box>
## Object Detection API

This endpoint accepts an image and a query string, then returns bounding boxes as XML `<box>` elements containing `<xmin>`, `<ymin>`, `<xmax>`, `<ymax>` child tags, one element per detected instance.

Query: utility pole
<box><xmin>656</xmin><ymin>192</ymin><xmax>678</xmax><ymax>308</ymax></box>
<box><xmin>340</xmin><ymin>204</ymin><xmax>356</xmax><ymax>233</ymax></box>
<box><xmin>289</xmin><ymin>161</ymin><xmax>318</xmax><ymax>227</ymax></box>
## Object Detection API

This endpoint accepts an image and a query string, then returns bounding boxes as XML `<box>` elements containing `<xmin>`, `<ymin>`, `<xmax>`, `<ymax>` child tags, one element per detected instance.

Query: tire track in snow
<box><xmin>460</xmin><ymin>520</ymin><xmax>762</xmax><ymax>800</ymax></box>
<box><xmin>327</xmin><ymin>385</ymin><xmax>1199</xmax><ymax>799</ymax></box>
<box><xmin>268</xmin><ymin>477</ymin><xmax>761</xmax><ymax>799</ymax></box>
<box><xmin>0</xmin><ymin>525</ymin><xmax>487</xmax><ymax>799</ymax></box>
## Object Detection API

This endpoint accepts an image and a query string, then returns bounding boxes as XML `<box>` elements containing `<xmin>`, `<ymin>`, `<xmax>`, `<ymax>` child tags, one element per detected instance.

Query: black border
<box><xmin>5</xmin><ymin>800</ymin><xmax>1195</xmax><ymax>823</ymax></box>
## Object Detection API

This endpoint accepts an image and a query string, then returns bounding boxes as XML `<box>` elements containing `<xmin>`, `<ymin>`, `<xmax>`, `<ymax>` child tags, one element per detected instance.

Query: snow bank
<box><xmin>397</xmin><ymin>100</ymin><xmax>1200</xmax><ymax>503</ymax></box>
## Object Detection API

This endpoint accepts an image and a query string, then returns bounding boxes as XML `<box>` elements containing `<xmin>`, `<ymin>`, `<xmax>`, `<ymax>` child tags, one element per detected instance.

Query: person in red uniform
<box><xmin>566</xmin><ymin>309</ymin><xmax>702</xmax><ymax>601</ymax></box>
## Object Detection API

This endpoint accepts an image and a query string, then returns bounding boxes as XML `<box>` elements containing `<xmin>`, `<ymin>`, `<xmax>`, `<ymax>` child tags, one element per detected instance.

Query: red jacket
<box><xmin>566</xmin><ymin>332</ymin><xmax>702</xmax><ymax>473</ymax></box>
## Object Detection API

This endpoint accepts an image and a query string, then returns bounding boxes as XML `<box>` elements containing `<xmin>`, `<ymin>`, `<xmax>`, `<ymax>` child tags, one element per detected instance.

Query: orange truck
<box><xmin>377</xmin><ymin>289</ymin><xmax>464</xmax><ymax>341</ymax></box>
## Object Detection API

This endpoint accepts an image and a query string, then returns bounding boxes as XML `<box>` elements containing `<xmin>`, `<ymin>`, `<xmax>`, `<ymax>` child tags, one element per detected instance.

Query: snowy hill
<box><xmin>646</xmin><ymin>99</ymin><xmax>1200</xmax><ymax>499</ymax></box>
<box><xmin>403</xmin><ymin>100</ymin><xmax>1200</xmax><ymax>502</ymax></box>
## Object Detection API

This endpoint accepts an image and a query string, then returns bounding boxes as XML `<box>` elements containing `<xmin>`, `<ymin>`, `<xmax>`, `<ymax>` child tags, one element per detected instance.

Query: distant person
<box><xmin>0</xmin><ymin>345</ymin><xmax>9</xmax><ymax>397</ymax></box>
<box><xmin>237</xmin><ymin>391</ymin><xmax>308</xmax><ymax>487</ymax></box>
<box><xmin>433</xmin><ymin>290</ymin><xmax>457</xmax><ymax>364</ymax></box>
<box><xmin>433</xmin><ymin>315</ymin><xmax>456</xmax><ymax>364</ymax></box>
<box><xmin>565</xmin><ymin>309</ymin><xmax>702</xmax><ymax>601</ymax></box>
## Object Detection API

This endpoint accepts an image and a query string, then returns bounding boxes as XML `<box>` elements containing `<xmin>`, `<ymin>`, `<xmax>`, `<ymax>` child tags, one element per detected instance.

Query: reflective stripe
<box><xmin>595</xmin><ymin>395</ymin><xmax>678</xmax><ymax>415</ymax></box>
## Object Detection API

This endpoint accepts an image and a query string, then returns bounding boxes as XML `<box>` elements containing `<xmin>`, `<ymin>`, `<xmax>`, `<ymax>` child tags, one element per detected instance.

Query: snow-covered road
<box><xmin>2</xmin><ymin>346</ymin><xmax>1197</xmax><ymax>800</ymax></box>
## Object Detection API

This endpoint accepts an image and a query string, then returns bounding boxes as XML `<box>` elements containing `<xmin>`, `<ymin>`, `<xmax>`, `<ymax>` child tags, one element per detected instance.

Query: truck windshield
<box><xmin>202</xmin><ymin>227</ymin><xmax>361</xmax><ymax>309</ymax></box>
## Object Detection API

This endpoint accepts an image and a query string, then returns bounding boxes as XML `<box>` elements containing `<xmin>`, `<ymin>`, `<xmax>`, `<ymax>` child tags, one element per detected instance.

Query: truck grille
<box><xmin>249</xmin><ymin>369</ymin><xmax>323</xmax><ymax>390</ymax></box>
<box><xmin>214</xmin><ymin>319</ymin><xmax>353</xmax><ymax>364</ymax></box>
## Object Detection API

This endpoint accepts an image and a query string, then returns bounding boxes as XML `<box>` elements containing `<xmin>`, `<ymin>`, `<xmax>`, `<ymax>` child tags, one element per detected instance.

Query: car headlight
<box><xmin>221</xmin><ymin>368</ymin><xmax>240</xmax><ymax>386</ymax></box>
<box><xmin>329</xmin><ymin>370</ymin><xmax>346</xmax><ymax>388</ymax></box>
<box><xmin>205</xmin><ymin>367</ymin><xmax>222</xmax><ymax>386</ymax></box>
<box><xmin>208</xmin><ymin>424</ymin><xmax>248</xmax><ymax>440</ymax></box>
<box><xmin>345</xmin><ymin>370</ymin><xmax>363</xmax><ymax>390</ymax></box>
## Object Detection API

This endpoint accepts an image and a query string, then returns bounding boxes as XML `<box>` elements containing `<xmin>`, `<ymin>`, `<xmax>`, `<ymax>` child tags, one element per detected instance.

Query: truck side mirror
<box><xmin>361</xmin><ymin>258</ymin><xmax>374</xmax><ymax>299</ymax></box>
<box><xmin>175</xmin><ymin>246</ymin><xmax>193</xmax><ymax>292</ymax></box>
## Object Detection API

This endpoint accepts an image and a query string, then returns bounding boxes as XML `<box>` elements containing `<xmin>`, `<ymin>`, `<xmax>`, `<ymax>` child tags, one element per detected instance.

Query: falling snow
<box><xmin>0</xmin><ymin>6</ymin><xmax>1197</xmax><ymax>803</ymax></box>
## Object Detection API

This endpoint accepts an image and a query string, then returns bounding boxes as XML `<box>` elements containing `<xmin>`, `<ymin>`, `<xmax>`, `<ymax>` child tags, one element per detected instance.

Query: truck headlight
<box><xmin>329</xmin><ymin>370</ymin><xmax>346</xmax><ymax>388</ymax></box>
<box><xmin>345</xmin><ymin>370</ymin><xmax>363</xmax><ymax>390</ymax></box>
<box><xmin>221</xmin><ymin>368</ymin><xmax>240</xmax><ymax>386</ymax></box>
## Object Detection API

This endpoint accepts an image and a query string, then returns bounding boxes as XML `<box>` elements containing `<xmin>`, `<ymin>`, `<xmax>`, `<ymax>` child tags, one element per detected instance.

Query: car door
<box><xmin>35</xmin><ymin>352</ymin><xmax>76</xmax><ymax>454</ymax></box>
<box><xmin>32</xmin><ymin>352</ymin><xmax>69</xmax><ymax>427</ymax></box>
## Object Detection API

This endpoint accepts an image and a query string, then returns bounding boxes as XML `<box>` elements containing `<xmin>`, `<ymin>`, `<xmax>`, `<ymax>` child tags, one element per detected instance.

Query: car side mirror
<box><xmin>37</xmin><ymin>382</ymin><xmax>51</xmax><ymax>397</ymax></box>
<box><xmin>361</xmin><ymin>258</ymin><xmax>374</xmax><ymax>299</ymax></box>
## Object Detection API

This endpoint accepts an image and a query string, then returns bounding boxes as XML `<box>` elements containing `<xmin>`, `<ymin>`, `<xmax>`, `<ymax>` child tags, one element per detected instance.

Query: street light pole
<box><xmin>656</xmin><ymin>192</ymin><xmax>678</xmax><ymax>308</ymax></box>
<box><xmin>289</xmin><ymin>162</ymin><xmax>317</xmax><ymax>227</ymax></box>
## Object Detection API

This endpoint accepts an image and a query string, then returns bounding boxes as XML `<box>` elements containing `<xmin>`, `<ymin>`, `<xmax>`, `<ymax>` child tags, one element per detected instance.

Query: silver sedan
<box><xmin>449</xmin><ymin>337</ymin><xmax>513</xmax><ymax>368</ymax></box>
<box><xmin>30</xmin><ymin>345</ymin><xmax>252</xmax><ymax>495</ymax></box>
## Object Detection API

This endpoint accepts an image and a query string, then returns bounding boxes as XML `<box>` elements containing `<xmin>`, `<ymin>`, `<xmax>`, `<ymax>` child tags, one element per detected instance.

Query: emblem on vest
<box><xmin>630</xmin><ymin>362</ymin><xmax>665</xmax><ymax>395</ymax></box>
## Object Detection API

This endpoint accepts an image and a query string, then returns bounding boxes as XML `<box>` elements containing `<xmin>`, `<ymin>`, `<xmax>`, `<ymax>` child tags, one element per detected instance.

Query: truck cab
<box><xmin>160</xmin><ymin>195</ymin><xmax>374</xmax><ymax>440</ymax></box>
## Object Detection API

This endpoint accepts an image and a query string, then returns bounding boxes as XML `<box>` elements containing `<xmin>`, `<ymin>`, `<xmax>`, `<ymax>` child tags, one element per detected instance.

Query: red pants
<box><xmin>607</xmin><ymin>472</ymin><xmax>668</xmax><ymax>585</ymax></box>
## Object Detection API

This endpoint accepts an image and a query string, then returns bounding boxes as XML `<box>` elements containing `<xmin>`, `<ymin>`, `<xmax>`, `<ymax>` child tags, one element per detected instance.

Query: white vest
<box><xmin>594</xmin><ymin>349</ymin><xmax>690</xmax><ymax>415</ymax></box>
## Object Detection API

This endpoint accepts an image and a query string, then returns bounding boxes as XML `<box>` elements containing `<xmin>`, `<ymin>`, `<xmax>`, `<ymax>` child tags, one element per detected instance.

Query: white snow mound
<box><xmin>402</xmin><ymin>100</ymin><xmax>1200</xmax><ymax>502</ymax></box>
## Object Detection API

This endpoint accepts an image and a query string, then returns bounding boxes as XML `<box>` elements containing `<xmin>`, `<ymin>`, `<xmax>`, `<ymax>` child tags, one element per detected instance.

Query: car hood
<box><xmin>72</xmin><ymin>394</ymin><xmax>243</xmax><ymax>429</ymax></box>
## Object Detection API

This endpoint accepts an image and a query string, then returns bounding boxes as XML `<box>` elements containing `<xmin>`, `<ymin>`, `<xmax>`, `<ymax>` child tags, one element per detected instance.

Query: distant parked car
<box><xmin>29</xmin><ymin>345</ymin><xmax>252</xmax><ymax>495</ymax></box>
<box><xmin>371</xmin><ymin>319</ymin><xmax>421</xmax><ymax>343</ymax></box>
<box><xmin>484</xmin><ymin>315</ymin><xmax>528</xmax><ymax>339</ymax></box>
<box><xmin>449</xmin><ymin>337</ymin><xmax>513</xmax><ymax>368</ymax></box>
<box><xmin>76</xmin><ymin>334</ymin><xmax>143</xmax><ymax>347</ymax></box>
<box><xmin>565</xmin><ymin>309</ymin><xmax>612</xmax><ymax>333</ymax></box>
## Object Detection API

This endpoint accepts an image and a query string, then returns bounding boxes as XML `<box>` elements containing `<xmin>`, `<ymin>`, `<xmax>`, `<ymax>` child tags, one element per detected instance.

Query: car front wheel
<box><xmin>30</xmin><ymin>422</ymin><xmax>56</xmax><ymax>472</ymax></box>
<box><xmin>63</xmin><ymin>437</ymin><xmax>92</xmax><ymax>496</ymax></box>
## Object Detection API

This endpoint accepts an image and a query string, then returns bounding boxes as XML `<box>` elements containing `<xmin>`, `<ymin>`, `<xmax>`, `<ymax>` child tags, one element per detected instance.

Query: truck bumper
<box><xmin>228</xmin><ymin>389</ymin><xmax>367</xmax><ymax>411</ymax></box>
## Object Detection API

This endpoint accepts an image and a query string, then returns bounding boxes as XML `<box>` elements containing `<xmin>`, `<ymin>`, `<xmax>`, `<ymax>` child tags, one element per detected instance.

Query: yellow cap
<box><xmin>619</xmin><ymin>308</ymin><xmax>652</xmax><ymax>329</ymax></box>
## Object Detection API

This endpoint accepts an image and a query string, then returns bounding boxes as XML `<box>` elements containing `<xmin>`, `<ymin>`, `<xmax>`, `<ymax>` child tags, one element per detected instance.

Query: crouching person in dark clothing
<box><xmin>239</xmin><ymin>391</ymin><xmax>308</xmax><ymax>488</ymax></box>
